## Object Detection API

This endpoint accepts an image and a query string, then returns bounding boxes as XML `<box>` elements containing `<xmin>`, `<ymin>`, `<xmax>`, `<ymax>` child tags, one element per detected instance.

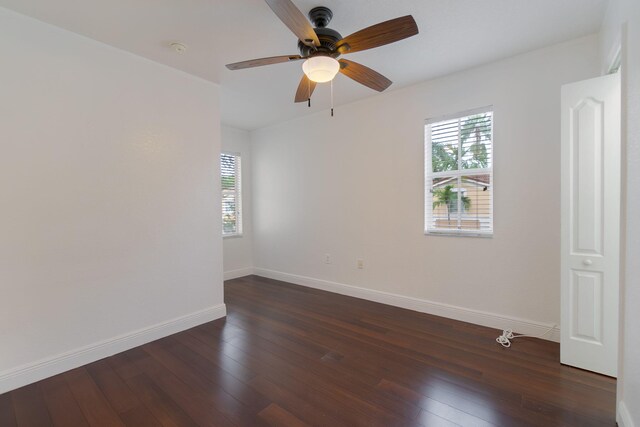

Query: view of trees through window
<box><xmin>431</xmin><ymin>113</ymin><xmax>491</xmax><ymax>172</ymax></box>
<box><xmin>426</xmin><ymin>110</ymin><xmax>493</xmax><ymax>235</ymax></box>
<box><xmin>221</xmin><ymin>153</ymin><xmax>241</xmax><ymax>236</ymax></box>
<box><xmin>432</xmin><ymin>185</ymin><xmax>470</xmax><ymax>220</ymax></box>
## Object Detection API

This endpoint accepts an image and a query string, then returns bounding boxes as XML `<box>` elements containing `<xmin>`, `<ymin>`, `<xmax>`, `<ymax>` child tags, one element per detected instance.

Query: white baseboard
<box><xmin>224</xmin><ymin>267</ymin><xmax>254</xmax><ymax>281</ymax></box>
<box><xmin>0</xmin><ymin>304</ymin><xmax>226</xmax><ymax>394</ymax></box>
<box><xmin>619</xmin><ymin>401</ymin><xmax>635</xmax><ymax>427</ymax></box>
<box><xmin>253</xmin><ymin>268</ymin><xmax>560</xmax><ymax>342</ymax></box>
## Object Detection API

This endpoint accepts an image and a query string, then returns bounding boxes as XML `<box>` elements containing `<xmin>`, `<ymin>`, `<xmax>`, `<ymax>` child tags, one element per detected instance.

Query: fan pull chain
<box><xmin>330</xmin><ymin>79</ymin><xmax>334</xmax><ymax>117</ymax></box>
<box><xmin>307</xmin><ymin>79</ymin><xmax>311</xmax><ymax>107</ymax></box>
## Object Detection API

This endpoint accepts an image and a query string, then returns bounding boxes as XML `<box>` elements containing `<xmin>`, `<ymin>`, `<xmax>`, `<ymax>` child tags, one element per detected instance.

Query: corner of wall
<box><xmin>221</xmin><ymin>124</ymin><xmax>254</xmax><ymax>276</ymax></box>
<box><xmin>619</xmin><ymin>401</ymin><xmax>635</xmax><ymax>427</ymax></box>
<box><xmin>224</xmin><ymin>267</ymin><xmax>254</xmax><ymax>281</ymax></box>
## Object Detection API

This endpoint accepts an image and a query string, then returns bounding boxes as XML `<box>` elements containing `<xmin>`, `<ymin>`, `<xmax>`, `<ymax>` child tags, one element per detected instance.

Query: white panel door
<box><xmin>561</xmin><ymin>73</ymin><xmax>620</xmax><ymax>377</ymax></box>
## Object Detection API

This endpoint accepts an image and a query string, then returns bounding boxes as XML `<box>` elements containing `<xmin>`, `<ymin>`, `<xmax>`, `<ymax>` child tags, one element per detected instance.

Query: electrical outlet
<box><xmin>324</xmin><ymin>254</ymin><xmax>331</xmax><ymax>264</ymax></box>
<box><xmin>357</xmin><ymin>259</ymin><xmax>364</xmax><ymax>269</ymax></box>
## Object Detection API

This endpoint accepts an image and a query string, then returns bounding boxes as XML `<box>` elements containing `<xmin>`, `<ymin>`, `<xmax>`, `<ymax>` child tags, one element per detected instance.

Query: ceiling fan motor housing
<box><xmin>309</xmin><ymin>6</ymin><xmax>332</xmax><ymax>27</ymax></box>
<box><xmin>298</xmin><ymin>7</ymin><xmax>342</xmax><ymax>58</ymax></box>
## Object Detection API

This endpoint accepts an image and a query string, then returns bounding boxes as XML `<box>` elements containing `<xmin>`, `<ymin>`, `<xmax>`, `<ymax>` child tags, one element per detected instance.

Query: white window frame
<box><xmin>424</xmin><ymin>106</ymin><xmax>494</xmax><ymax>237</ymax></box>
<box><xmin>221</xmin><ymin>152</ymin><xmax>242</xmax><ymax>238</ymax></box>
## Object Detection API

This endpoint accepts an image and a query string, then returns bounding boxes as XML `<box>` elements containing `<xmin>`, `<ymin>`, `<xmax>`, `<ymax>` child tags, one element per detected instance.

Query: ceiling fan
<box><xmin>225</xmin><ymin>0</ymin><xmax>419</xmax><ymax>104</ymax></box>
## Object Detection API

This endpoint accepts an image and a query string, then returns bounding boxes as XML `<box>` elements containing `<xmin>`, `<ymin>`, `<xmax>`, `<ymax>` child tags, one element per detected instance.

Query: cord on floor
<box><xmin>496</xmin><ymin>324</ymin><xmax>557</xmax><ymax>348</ymax></box>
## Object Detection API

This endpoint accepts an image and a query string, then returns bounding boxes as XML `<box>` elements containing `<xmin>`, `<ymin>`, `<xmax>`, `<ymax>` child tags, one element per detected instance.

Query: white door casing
<box><xmin>561</xmin><ymin>73</ymin><xmax>620</xmax><ymax>377</ymax></box>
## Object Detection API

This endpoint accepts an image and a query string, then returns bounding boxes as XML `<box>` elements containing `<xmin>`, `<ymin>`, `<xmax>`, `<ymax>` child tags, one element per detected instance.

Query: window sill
<box><xmin>425</xmin><ymin>230</ymin><xmax>493</xmax><ymax>238</ymax></box>
<box><xmin>223</xmin><ymin>233</ymin><xmax>243</xmax><ymax>239</ymax></box>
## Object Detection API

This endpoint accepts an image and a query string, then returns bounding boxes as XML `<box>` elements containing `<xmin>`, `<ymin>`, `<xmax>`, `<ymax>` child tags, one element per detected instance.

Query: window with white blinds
<box><xmin>425</xmin><ymin>108</ymin><xmax>493</xmax><ymax>236</ymax></box>
<box><xmin>221</xmin><ymin>153</ymin><xmax>242</xmax><ymax>236</ymax></box>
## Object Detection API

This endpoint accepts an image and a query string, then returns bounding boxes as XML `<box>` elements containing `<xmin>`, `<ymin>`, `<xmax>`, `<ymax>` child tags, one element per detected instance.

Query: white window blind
<box><xmin>221</xmin><ymin>153</ymin><xmax>242</xmax><ymax>236</ymax></box>
<box><xmin>425</xmin><ymin>108</ymin><xmax>493</xmax><ymax>236</ymax></box>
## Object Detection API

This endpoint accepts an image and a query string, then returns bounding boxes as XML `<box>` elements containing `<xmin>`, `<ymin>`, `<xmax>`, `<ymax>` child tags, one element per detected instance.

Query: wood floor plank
<box><xmin>1</xmin><ymin>275</ymin><xmax>617</xmax><ymax>426</ymax></box>
<box><xmin>85</xmin><ymin>359</ymin><xmax>141</xmax><ymax>415</ymax></box>
<box><xmin>248</xmin><ymin>375</ymin><xmax>347</xmax><ymax>427</ymax></box>
<box><xmin>163</xmin><ymin>334</ymin><xmax>271</xmax><ymax>413</ymax></box>
<box><xmin>11</xmin><ymin>382</ymin><xmax>53</xmax><ymax>426</ymax></box>
<box><xmin>521</xmin><ymin>394</ymin><xmax>610</xmax><ymax>427</ymax></box>
<box><xmin>258</xmin><ymin>403</ymin><xmax>310</xmax><ymax>427</ymax></box>
<box><xmin>64</xmin><ymin>367</ymin><xmax>124</xmax><ymax>427</ymax></box>
<box><xmin>141</xmin><ymin>339</ymin><xmax>270</xmax><ymax>427</ymax></box>
<box><xmin>376</xmin><ymin>378</ymin><xmax>539</xmax><ymax>427</ymax></box>
<box><xmin>121</xmin><ymin>373</ymin><xmax>199</xmax><ymax>427</ymax></box>
<box><xmin>119</xmin><ymin>405</ymin><xmax>163</xmax><ymax>427</ymax></box>
<box><xmin>415</xmin><ymin>408</ymin><xmax>468</xmax><ymax>427</ymax></box>
<box><xmin>123</xmin><ymin>348</ymin><xmax>236</xmax><ymax>427</ymax></box>
<box><xmin>0</xmin><ymin>390</ymin><xmax>18</xmax><ymax>427</ymax></box>
<box><xmin>40</xmin><ymin>374</ymin><xmax>90</xmax><ymax>427</ymax></box>
<box><xmin>108</xmin><ymin>353</ymin><xmax>144</xmax><ymax>381</ymax></box>
<box><xmin>177</xmin><ymin>329</ymin><xmax>257</xmax><ymax>384</ymax></box>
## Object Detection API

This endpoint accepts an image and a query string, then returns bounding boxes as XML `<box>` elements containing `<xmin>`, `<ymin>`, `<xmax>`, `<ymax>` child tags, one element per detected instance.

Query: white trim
<box><xmin>607</xmin><ymin>46</ymin><xmax>621</xmax><ymax>74</ymax></box>
<box><xmin>223</xmin><ymin>233</ymin><xmax>244</xmax><ymax>239</ymax></box>
<box><xmin>619</xmin><ymin>401</ymin><xmax>635</xmax><ymax>427</ymax></box>
<box><xmin>425</xmin><ymin>229</ymin><xmax>493</xmax><ymax>238</ymax></box>
<box><xmin>603</xmin><ymin>35</ymin><xmax>622</xmax><ymax>75</ymax></box>
<box><xmin>221</xmin><ymin>150</ymin><xmax>241</xmax><ymax>157</ymax></box>
<box><xmin>431</xmin><ymin>168</ymin><xmax>493</xmax><ymax>178</ymax></box>
<box><xmin>224</xmin><ymin>267</ymin><xmax>254</xmax><ymax>280</ymax></box>
<box><xmin>253</xmin><ymin>268</ymin><xmax>560</xmax><ymax>342</ymax></box>
<box><xmin>0</xmin><ymin>304</ymin><xmax>226</xmax><ymax>394</ymax></box>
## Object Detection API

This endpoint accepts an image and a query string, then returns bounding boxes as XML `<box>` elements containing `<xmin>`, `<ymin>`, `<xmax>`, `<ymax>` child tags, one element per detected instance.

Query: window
<box><xmin>425</xmin><ymin>108</ymin><xmax>493</xmax><ymax>236</ymax></box>
<box><xmin>221</xmin><ymin>153</ymin><xmax>242</xmax><ymax>236</ymax></box>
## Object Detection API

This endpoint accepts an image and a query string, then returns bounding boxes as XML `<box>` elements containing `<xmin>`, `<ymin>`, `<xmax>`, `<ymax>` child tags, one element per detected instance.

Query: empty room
<box><xmin>1</xmin><ymin>0</ymin><xmax>638</xmax><ymax>426</ymax></box>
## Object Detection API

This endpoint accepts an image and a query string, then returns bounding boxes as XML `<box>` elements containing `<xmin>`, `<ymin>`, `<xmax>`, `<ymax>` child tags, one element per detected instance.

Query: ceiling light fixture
<box><xmin>302</xmin><ymin>56</ymin><xmax>340</xmax><ymax>83</ymax></box>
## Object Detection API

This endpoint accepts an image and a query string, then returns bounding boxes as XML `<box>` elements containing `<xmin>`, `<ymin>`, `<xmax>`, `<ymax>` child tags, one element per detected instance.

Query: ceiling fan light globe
<box><xmin>302</xmin><ymin>56</ymin><xmax>340</xmax><ymax>83</ymax></box>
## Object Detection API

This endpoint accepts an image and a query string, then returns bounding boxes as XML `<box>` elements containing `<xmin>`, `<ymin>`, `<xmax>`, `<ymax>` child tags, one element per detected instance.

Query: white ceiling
<box><xmin>0</xmin><ymin>0</ymin><xmax>608</xmax><ymax>130</ymax></box>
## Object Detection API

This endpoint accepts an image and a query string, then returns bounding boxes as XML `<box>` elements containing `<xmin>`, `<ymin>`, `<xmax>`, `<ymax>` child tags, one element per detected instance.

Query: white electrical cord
<box><xmin>496</xmin><ymin>324</ymin><xmax>557</xmax><ymax>348</ymax></box>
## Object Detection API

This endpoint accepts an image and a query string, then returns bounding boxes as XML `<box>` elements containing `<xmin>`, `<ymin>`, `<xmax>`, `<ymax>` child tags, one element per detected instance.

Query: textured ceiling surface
<box><xmin>0</xmin><ymin>0</ymin><xmax>608</xmax><ymax>129</ymax></box>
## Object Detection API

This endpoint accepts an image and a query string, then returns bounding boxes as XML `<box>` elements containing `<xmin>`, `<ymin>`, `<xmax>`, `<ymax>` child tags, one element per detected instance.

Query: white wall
<box><xmin>222</xmin><ymin>125</ymin><xmax>254</xmax><ymax>279</ymax></box>
<box><xmin>601</xmin><ymin>0</ymin><xmax>640</xmax><ymax>425</ymax></box>
<box><xmin>0</xmin><ymin>8</ymin><xmax>224</xmax><ymax>393</ymax></box>
<box><xmin>250</xmin><ymin>35</ymin><xmax>600</xmax><ymax>339</ymax></box>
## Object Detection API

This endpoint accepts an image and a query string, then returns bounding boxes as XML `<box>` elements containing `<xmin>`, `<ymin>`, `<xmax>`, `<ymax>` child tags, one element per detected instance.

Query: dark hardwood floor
<box><xmin>1</xmin><ymin>275</ymin><xmax>616</xmax><ymax>426</ymax></box>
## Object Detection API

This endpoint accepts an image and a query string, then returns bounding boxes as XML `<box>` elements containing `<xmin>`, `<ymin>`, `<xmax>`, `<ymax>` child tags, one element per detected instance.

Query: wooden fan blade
<box><xmin>336</xmin><ymin>15</ymin><xmax>418</xmax><ymax>54</ymax></box>
<box><xmin>339</xmin><ymin>59</ymin><xmax>392</xmax><ymax>92</ymax></box>
<box><xmin>265</xmin><ymin>0</ymin><xmax>320</xmax><ymax>47</ymax></box>
<box><xmin>226</xmin><ymin>55</ymin><xmax>303</xmax><ymax>70</ymax></box>
<box><xmin>294</xmin><ymin>74</ymin><xmax>317</xmax><ymax>103</ymax></box>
